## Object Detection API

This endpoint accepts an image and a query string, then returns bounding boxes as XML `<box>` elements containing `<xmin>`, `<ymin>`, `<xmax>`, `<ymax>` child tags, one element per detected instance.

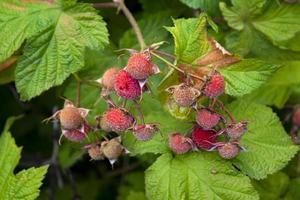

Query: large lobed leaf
<box><xmin>220</xmin><ymin>59</ymin><xmax>280</xmax><ymax>97</ymax></box>
<box><xmin>146</xmin><ymin>153</ymin><xmax>259</xmax><ymax>200</ymax></box>
<box><xmin>0</xmin><ymin>0</ymin><xmax>109</xmax><ymax>100</ymax></box>
<box><xmin>0</xmin><ymin>117</ymin><xmax>48</xmax><ymax>200</ymax></box>
<box><xmin>228</xmin><ymin>100</ymin><xmax>299</xmax><ymax>179</ymax></box>
<box><xmin>179</xmin><ymin>0</ymin><xmax>221</xmax><ymax>16</ymax></box>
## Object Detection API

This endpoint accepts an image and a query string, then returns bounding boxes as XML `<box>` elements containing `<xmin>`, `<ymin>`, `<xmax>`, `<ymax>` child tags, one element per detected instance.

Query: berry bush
<box><xmin>1</xmin><ymin>0</ymin><xmax>300</xmax><ymax>199</ymax></box>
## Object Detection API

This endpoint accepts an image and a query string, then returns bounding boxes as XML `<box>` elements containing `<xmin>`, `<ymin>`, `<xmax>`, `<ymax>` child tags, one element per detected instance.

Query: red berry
<box><xmin>293</xmin><ymin>107</ymin><xmax>300</xmax><ymax>126</ymax></box>
<box><xmin>101</xmin><ymin>67</ymin><xmax>120</xmax><ymax>90</ymax></box>
<box><xmin>169</xmin><ymin>133</ymin><xmax>192</xmax><ymax>154</ymax></box>
<box><xmin>59</xmin><ymin>107</ymin><xmax>83</xmax><ymax>130</ymax></box>
<box><xmin>168</xmin><ymin>84</ymin><xmax>200</xmax><ymax>107</ymax></box>
<box><xmin>218</xmin><ymin>143</ymin><xmax>240</xmax><ymax>159</ymax></box>
<box><xmin>100</xmin><ymin>108</ymin><xmax>135</xmax><ymax>133</ymax></box>
<box><xmin>63</xmin><ymin>123</ymin><xmax>90</xmax><ymax>142</ymax></box>
<box><xmin>196</xmin><ymin>108</ymin><xmax>220</xmax><ymax>130</ymax></box>
<box><xmin>126</xmin><ymin>53</ymin><xmax>156</xmax><ymax>80</ymax></box>
<box><xmin>133</xmin><ymin>124</ymin><xmax>159</xmax><ymax>141</ymax></box>
<box><xmin>203</xmin><ymin>74</ymin><xmax>225</xmax><ymax>98</ymax></box>
<box><xmin>191</xmin><ymin>127</ymin><xmax>217</xmax><ymax>150</ymax></box>
<box><xmin>226</xmin><ymin>121</ymin><xmax>248</xmax><ymax>140</ymax></box>
<box><xmin>114</xmin><ymin>70</ymin><xmax>141</xmax><ymax>99</ymax></box>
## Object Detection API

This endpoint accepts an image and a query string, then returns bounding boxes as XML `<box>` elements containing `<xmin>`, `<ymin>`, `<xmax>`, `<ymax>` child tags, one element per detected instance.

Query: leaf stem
<box><xmin>93</xmin><ymin>2</ymin><xmax>118</xmax><ymax>8</ymax></box>
<box><xmin>151</xmin><ymin>52</ymin><xmax>206</xmax><ymax>81</ymax></box>
<box><xmin>117</xmin><ymin>0</ymin><xmax>146</xmax><ymax>50</ymax></box>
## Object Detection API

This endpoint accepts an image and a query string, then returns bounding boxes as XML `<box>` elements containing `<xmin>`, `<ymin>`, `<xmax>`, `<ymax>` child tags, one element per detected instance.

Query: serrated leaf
<box><xmin>179</xmin><ymin>0</ymin><xmax>221</xmax><ymax>16</ymax></box>
<box><xmin>145</xmin><ymin>153</ymin><xmax>259</xmax><ymax>200</ymax></box>
<box><xmin>166</xmin><ymin>15</ymin><xmax>211</xmax><ymax>64</ymax></box>
<box><xmin>219</xmin><ymin>59</ymin><xmax>280</xmax><ymax>96</ymax></box>
<box><xmin>5</xmin><ymin>1</ymin><xmax>109</xmax><ymax>100</ymax></box>
<box><xmin>245</xmin><ymin>61</ymin><xmax>300</xmax><ymax>108</ymax></box>
<box><xmin>0</xmin><ymin>117</ymin><xmax>48</xmax><ymax>200</ymax></box>
<box><xmin>253</xmin><ymin>2</ymin><xmax>300</xmax><ymax>46</ymax></box>
<box><xmin>227</xmin><ymin>100</ymin><xmax>299</xmax><ymax>179</ymax></box>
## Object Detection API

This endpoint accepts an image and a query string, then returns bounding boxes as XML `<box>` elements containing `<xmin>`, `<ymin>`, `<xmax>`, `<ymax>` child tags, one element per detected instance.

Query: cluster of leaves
<box><xmin>1</xmin><ymin>0</ymin><xmax>300</xmax><ymax>200</ymax></box>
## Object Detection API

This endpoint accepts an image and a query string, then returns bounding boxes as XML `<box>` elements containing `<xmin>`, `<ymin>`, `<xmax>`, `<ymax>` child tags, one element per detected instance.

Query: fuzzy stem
<box><xmin>215</xmin><ymin>99</ymin><xmax>235</xmax><ymax>124</ymax></box>
<box><xmin>93</xmin><ymin>2</ymin><xmax>118</xmax><ymax>8</ymax></box>
<box><xmin>76</xmin><ymin>81</ymin><xmax>81</xmax><ymax>107</ymax></box>
<box><xmin>151</xmin><ymin>52</ymin><xmax>206</xmax><ymax>81</ymax></box>
<box><xmin>134</xmin><ymin>100</ymin><xmax>145</xmax><ymax>124</ymax></box>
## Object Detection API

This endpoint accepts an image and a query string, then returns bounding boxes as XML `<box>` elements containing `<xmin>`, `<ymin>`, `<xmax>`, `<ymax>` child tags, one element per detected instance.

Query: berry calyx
<box><xmin>226</xmin><ymin>121</ymin><xmax>248</xmax><ymax>140</ymax></box>
<box><xmin>196</xmin><ymin>108</ymin><xmax>221</xmax><ymax>130</ymax></box>
<box><xmin>100</xmin><ymin>67</ymin><xmax>120</xmax><ymax>90</ymax></box>
<box><xmin>86</xmin><ymin>144</ymin><xmax>103</xmax><ymax>160</ymax></box>
<box><xmin>100</xmin><ymin>108</ymin><xmax>135</xmax><ymax>133</ymax></box>
<box><xmin>169</xmin><ymin>133</ymin><xmax>193</xmax><ymax>154</ymax></box>
<box><xmin>167</xmin><ymin>83</ymin><xmax>200</xmax><ymax>107</ymax></box>
<box><xmin>59</xmin><ymin>107</ymin><xmax>84</xmax><ymax>130</ymax></box>
<box><xmin>191</xmin><ymin>127</ymin><xmax>217</xmax><ymax>150</ymax></box>
<box><xmin>133</xmin><ymin>124</ymin><xmax>159</xmax><ymax>141</ymax></box>
<box><xmin>293</xmin><ymin>106</ymin><xmax>300</xmax><ymax>126</ymax></box>
<box><xmin>114</xmin><ymin>70</ymin><xmax>142</xmax><ymax>99</ymax></box>
<box><xmin>203</xmin><ymin>74</ymin><xmax>225</xmax><ymax>98</ymax></box>
<box><xmin>218</xmin><ymin>143</ymin><xmax>240</xmax><ymax>159</ymax></box>
<box><xmin>126</xmin><ymin>53</ymin><xmax>158</xmax><ymax>80</ymax></box>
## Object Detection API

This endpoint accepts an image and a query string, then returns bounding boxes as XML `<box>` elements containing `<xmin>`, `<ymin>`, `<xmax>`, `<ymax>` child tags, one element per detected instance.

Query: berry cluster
<box><xmin>167</xmin><ymin>73</ymin><xmax>248</xmax><ymax>159</ymax></box>
<box><xmin>47</xmin><ymin>51</ymin><xmax>160</xmax><ymax>166</ymax></box>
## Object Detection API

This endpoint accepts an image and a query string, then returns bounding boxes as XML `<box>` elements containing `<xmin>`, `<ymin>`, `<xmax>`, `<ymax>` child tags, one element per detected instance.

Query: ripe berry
<box><xmin>293</xmin><ymin>106</ymin><xmax>300</xmax><ymax>126</ymax></box>
<box><xmin>191</xmin><ymin>127</ymin><xmax>217</xmax><ymax>150</ymax></box>
<box><xmin>100</xmin><ymin>67</ymin><xmax>120</xmax><ymax>90</ymax></box>
<box><xmin>196</xmin><ymin>108</ymin><xmax>220</xmax><ymax>130</ymax></box>
<box><xmin>169</xmin><ymin>133</ymin><xmax>193</xmax><ymax>154</ymax></box>
<box><xmin>63</xmin><ymin>123</ymin><xmax>90</xmax><ymax>142</ymax></box>
<box><xmin>100</xmin><ymin>108</ymin><xmax>135</xmax><ymax>133</ymax></box>
<box><xmin>203</xmin><ymin>74</ymin><xmax>225</xmax><ymax>98</ymax></box>
<box><xmin>167</xmin><ymin>84</ymin><xmax>200</xmax><ymax>107</ymax></box>
<box><xmin>226</xmin><ymin>121</ymin><xmax>248</xmax><ymax>140</ymax></box>
<box><xmin>101</xmin><ymin>137</ymin><xmax>124</xmax><ymax>160</ymax></box>
<box><xmin>59</xmin><ymin>107</ymin><xmax>83</xmax><ymax>130</ymax></box>
<box><xmin>126</xmin><ymin>53</ymin><xmax>157</xmax><ymax>80</ymax></box>
<box><xmin>133</xmin><ymin>124</ymin><xmax>159</xmax><ymax>141</ymax></box>
<box><xmin>87</xmin><ymin>144</ymin><xmax>103</xmax><ymax>160</ymax></box>
<box><xmin>114</xmin><ymin>70</ymin><xmax>141</xmax><ymax>99</ymax></box>
<box><xmin>218</xmin><ymin>143</ymin><xmax>240</xmax><ymax>159</ymax></box>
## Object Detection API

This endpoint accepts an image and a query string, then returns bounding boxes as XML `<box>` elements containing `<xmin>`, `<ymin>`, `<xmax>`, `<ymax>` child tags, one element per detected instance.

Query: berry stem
<box><xmin>93</xmin><ymin>2</ymin><xmax>118</xmax><ymax>8</ymax></box>
<box><xmin>117</xmin><ymin>0</ymin><xmax>146</xmax><ymax>50</ymax></box>
<box><xmin>76</xmin><ymin>81</ymin><xmax>81</xmax><ymax>107</ymax></box>
<box><xmin>134</xmin><ymin>100</ymin><xmax>145</xmax><ymax>124</ymax></box>
<box><xmin>215</xmin><ymin>99</ymin><xmax>235</xmax><ymax>124</ymax></box>
<box><xmin>151</xmin><ymin>52</ymin><xmax>206</xmax><ymax>81</ymax></box>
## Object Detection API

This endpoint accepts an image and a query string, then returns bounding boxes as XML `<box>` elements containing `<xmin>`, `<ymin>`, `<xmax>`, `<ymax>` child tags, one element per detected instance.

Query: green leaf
<box><xmin>219</xmin><ymin>59</ymin><xmax>280</xmax><ymax>96</ymax></box>
<box><xmin>126</xmin><ymin>191</ymin><xmax>147</xmax><ymax>200</ymax></box>
<box><xmin>252</xmin><ymin>172</ymin><xmax>289</xmax><ymax>200</ymax></box>
<box><xmin>245</xmin><ymin>62</ymin><xmax>300</xmax><ymax>108</ymax></box>
<box><xmin>0</xmin><ymin>117</ymin><xmax>48</xmax><ymax>200</ymax></box>
<box><xmin>166</xmin><ymin>15</ymin><xmax>211</xmax><ymax>64</ymax></box>
<box><xmin>179</xmin><ymin>0</ymin><xmax>221</xmax><ymax>16</ymax></box>
<box><xmin>4</xmin><ymin>1</ymin><xmax>109</xmax><ymax>100</ymax></box>
<box><xmin>145</xmin><ymin>153</ymin><xmax>259</xmax><ymax>200</ymax></box>
<box><xmin>227</xmin><ymin>100</ymin><xmax>299</xmax><ymax>179</ymax></box>
<box><xmin>252</xmin><ymin>2</ymin><xmax>300</xmax><ymax>46</ymax></box>
<box><xmin>219</xmin><ymin>0</ymin><xmax>266</xmax><ymax>31</ymax></box>
<box><xmin>284</xmin><ymin>177</ymin><xmax>300</xmax><ymax>200</ymax></box>
<box><xmin>0</xmin><ymin>0</ymin><xmax>56</xmax><ymax>62</ymax></box>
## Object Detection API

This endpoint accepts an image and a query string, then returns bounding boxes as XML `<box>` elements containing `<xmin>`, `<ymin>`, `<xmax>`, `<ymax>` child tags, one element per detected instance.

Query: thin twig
<box><xmin>93</xmin><ymin>2</ymin><xmax>118</xmax><ymax>8</ymax></box>
<box><xmin>117</xmin><ymin>0</ymin><xmax>146</xmax><ymax>50</ymax></box>
<box><xmin>76</xmin><ymin>81</ymin><xmax>81</xmax><ymax>107</ymax></box>
<box><xmin>153</xmin><ymin>50</ymin><xmax>176</xmax><ymax>60</ymax></box>
<box><xmin>215</xmin><ymin>99</ymin><xmax>235</xmax><ymax>124</ymax></box>
<box><xmin>151</xmin><ymin>52</ymin><xmax>206</xmax><ymax>81</ymax></box>
<box><xmin>134</xmin><ymin>100</ymin><xmax>145</xmax><ymax>124</ymax></box>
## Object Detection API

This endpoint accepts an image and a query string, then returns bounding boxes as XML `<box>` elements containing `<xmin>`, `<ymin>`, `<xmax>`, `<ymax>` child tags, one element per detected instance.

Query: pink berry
<box><xmin>59</xmin><ymin>107</ymin><xmax>84</xmax><ymax>130</ymax></box>
<box><xmin>101</xmin><ymin>137</ymin><xmax>124</xmax><ymax>160</ymax></box>
<box><xmin>126</xmin><ymin>53</ymin><xmax>156</xmax><ymax>80</ymax></box>
<box><xmin>203</xmin><ymin>74</ymin><xmax>225</xmax><ymax>98</ymax></box>
<box><xmin>167</xmin><ymin>84</ymin><xmax>200</xmax><ymax>107</ymax></box>
<box><xmin>218</xmin><ymin>143</ymin><xmax>240</xmax><ymax>159</ymax></box>
<box><xmin>191</xmin><ymin>127</ymin><xmax>217</xmax><ymax>150</ymax></box>
<box><xmin>293</xmin><ymin>107</ymin><xmax>300</xmax><ymax>126</ymax></box>
<box><xmin>63</xmin><ymin>123</ymin><xmax>90</xmax><ymax>142</ymax></box>
<box><xmin>87</xmin><ymin>144</ymin><xmax>103</xmax><ymax>160</ymax></box>
<box><xmin>226</xmin><ymin>121</ymin><xmax>248</xmax><ymax>140</ymax></box>
<box><xmin>101</xmin><ymin>67</ymin><xmax>120</xmax><ymax>90</ymax></box>
<box><xmin>100</xmin><ymin>108</ymin><xmax>135</xmax><ymax>133</ymax></box>
<box><xmin>196</xmin><ymin>108</ymin><xmax>221</xmax><ymax>130</ymax></box>
<box><xmin>133</xmin><ymin>124</ymin><xmax>159</xmax><ymax>141</ymax></box>
<box><xmin>169</xmin><ymin>133</ymin><xmax>192</xmax><ymax>154</ymax></box>
<box><xmin>114</xmin><ymin>70</ymin><xmax>141</xmax><ymax>99</ymax></box>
